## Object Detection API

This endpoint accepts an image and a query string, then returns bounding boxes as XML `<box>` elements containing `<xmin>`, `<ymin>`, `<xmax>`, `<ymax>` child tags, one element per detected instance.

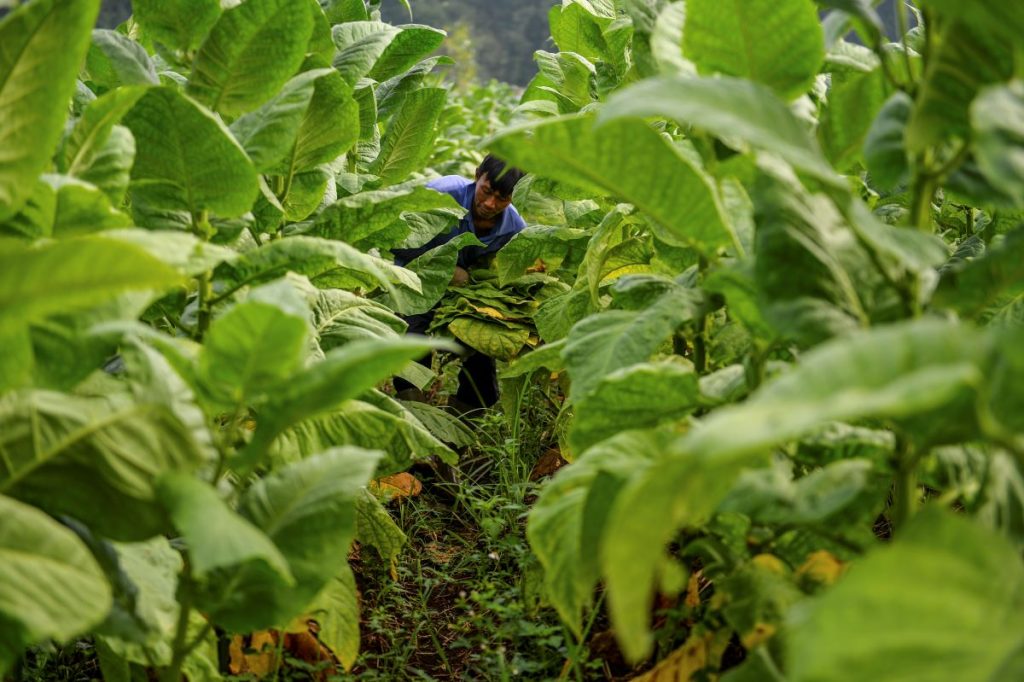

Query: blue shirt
<box><xmin>392</xmin><ymin>175</ymin><xmax>526</xmax><ymax>269</ymax></box>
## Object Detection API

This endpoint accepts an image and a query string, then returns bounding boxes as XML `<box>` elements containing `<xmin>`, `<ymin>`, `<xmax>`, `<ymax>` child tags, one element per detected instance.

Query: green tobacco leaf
<box><xmin>906</xmin><ymin>19</ymin><xmax>1014</xmax><ymax>152</ymax></box>
<box><xmin>973</xmin><ymin>82</ymin><xmax>1024</xmax><ymax>208</ymax></box>
<box><xmin>399</xmin><ymin>401</ymin><xmax>476</xmax><ymax>448</ymax></box>
<box><xmin>528</xmin><ymin>430</ymin><xmax>667</xmax><ymax>635</ymax></box>
<box><xmin>0</xmin><ymin>236</ymin><xmax>182</xmax><ymax>331</ymax></box>
<box><xmin>682</xmin><ymin>0</ymin><xmax>824</xmax><ymax>101</ymax></box>
<box><xmin>820</xmin><ymin>67</ymin><xmax>888</xmax><ymax>171</ymax></box>
<box><xmin>187</xmin><ymin>0</ymin><xmax>313</xmax><ymax>116</ymax></box>
<box><xmin>495</xmin><ymin>226</ymin><xmax>589</xmax><ymax>286</ymax></box>
<box><xmin>569</xmin><ymin>360</ymin><xmax>700</xmax><ymax>453</ymax></box>
<box><xmin>314</xmin><ymin>183</ymin><xmax>463</xmax><ymax>250</ymax></box>
<box><xmin>199</xmin><ymin>298</ymin><xmax>310</xmax><ymax>410</ymax></box>
<box><xmin>599</xmin><ymin>76</ymin><xmax>840</xmax><ymax>186</ymax></box>
<box><xmin>384</xmin><ymin>232</ymin><xmax>483</xmax><ymax>315</ymax></box>
<box><xmin>376</xmin><ymin>55</ymin><xmax>453</xmax><ymax>119</ymax></box>
<box><xmin>123</xmin><ymin>87</ymin><xmax>258</xmax><ymax>219</ymax></box>
<box><xmin>356</xmin><ymin>489</ymin><xmax>406</xmax><ymax>562</ymax></box>
<box><xmin>449</xmin><ymin>317</ymin><xmax>532</xmax><ymax>361</ymax></box>
<box><xmin>229</xmin><ymin>69</ymin><xmax>323</xmax><ymax>172</ymax></box>
<box><xmin>40</xmin><ymin>175</ymin><xmax>132</xmax><ymax>237</ymax></box>
<box><xmin>602</xmin><ymin>442</ymin><xmax>764</xmax><ymax>662</ymax></box>
<box><xmin>270</xmin><ymin>399</ymin><xmax>454</xmax><ymax>476</ymax></box>
<box><xmin>562</xmin><ymin>286</ymin><xmax>704</xmax><ymax>401</ymax></box>
<box><xmin>331</xmin><ymin>22</ymin><xmax>400</xmax><ymax>86</ymax></box>
<box><xmin>102</xmin><ymin>229</ymin><xmax>238</xmax><ymax>276</ymax></box>
<box><xmin>0</xmin><ymin>391</ymin><xmax>207</xmax><ymax>540</ymax></box>
<box><xmin>915</xmin><ymin>0</ymin><xmax>1024</xmax><ymax>43</ymax></box>
<box><xmin>370</xmin><ymin>87</ymin><xmax>447</xmax><ymax>185</ymax></box>
<box><xmin>217</xmin><ymin>236</ymin><xmax>417</xmax><ymax>295</ymax></box>
<box><xmin>650</xmin><ymin>2</ymin><xmax>691</xmax><ymax>75</ymax></box>
<box><xmin>0</xmin><ymin>0</ymin><xmax>100</xmax><ymax>221</ymax></box>
<box><xmin>244</xmin><ymin>338</ymin><xmax>447</xmax><ymax>467</ymax></box>
<box><xmin>219</xmin><ymin>448</ymin><xmax>381</xmax><ymax>631</ymax></box>
<box><xmin>489</xmin><ymin>114</ymin><xmax>736</xmax><ymax>254</ymax></box>
<box><xmin>720</xmin><ymin>458</ymin><xmax>875</xmax><ymax>525</ymax></box>
<box><xmin>86</xmin><ymin>29</ymin><xmax>159</xmax><ymax>89</ymax></box>
<box><xmin>0</xmin><ymin>495</ymin><xmax>112</xmax><ymax>677</ymax></box>
<box><xmin>863</xmin><ymin>92</ymin><xmax>913</xmax><ymax>191</ymax></box>
<box><xmin>313</xmin><ymin>288</ymin><xmax>406</xmax><ymax>349</ymax></box>
<box><xmin>306</xmin><ymin>564</ymin><xmax>360</xmax><ymax>671</ymax></box>
<box><xmin>131</xmin><ymin>0</ymin><xmax>221</xmax><ymax>52</ymax></box>
<box><xmin>933</xmin><ymin>229</ymin><xmax>1024</xmax><ymax>320</ymax></box>
<box><xmin>683</xmin><ymin>319</ymin><xmax>990</xmax><ymax>459</ymax></box>
<box><xmin>500</xmin><ymin>340</ymin><xmax>567</xmax><ymax>379</ymax></box>
<box><xmin>156</xmin><ymin>473</ymin><xmax>293</xmax><ymax>583</ymax></box>
<box><xmin>95</xmin><ymin>537</ymin><xmax>182</xmax><ymax>666</ymax></box>
<box><xmin>787</xmin><ymin>509</ymin><xmax>1024</xmax><ymax>681</ymax></box>
<box><xmin>367</xmin><ymin>25</ymin><xmax>447</xmax><ymax>82</ymax></box>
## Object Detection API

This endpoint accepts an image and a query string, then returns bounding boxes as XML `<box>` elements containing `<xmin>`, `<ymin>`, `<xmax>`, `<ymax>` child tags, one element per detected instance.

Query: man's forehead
<box><xmin>480</xmin><ymin>175</ymin><xmax>512</xmax><ymax>198</ymax></box>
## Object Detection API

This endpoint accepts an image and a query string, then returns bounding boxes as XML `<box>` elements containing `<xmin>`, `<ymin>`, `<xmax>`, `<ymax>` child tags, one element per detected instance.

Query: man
<box><xmin>392</xmin><ymin>154</ymin><xmax>526</xmax><ymax>409</ymax></box>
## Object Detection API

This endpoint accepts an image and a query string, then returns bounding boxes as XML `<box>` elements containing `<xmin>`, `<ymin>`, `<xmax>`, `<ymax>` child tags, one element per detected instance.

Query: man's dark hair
<box><xmin>476</xmin><ymin>154</ymin><xmax>525</xmax><ymax>198</ymax></box>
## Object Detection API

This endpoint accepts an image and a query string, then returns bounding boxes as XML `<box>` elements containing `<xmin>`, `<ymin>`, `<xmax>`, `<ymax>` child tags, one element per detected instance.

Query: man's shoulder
<box><xmin>426</xmin><ymin>175</ymin><xmax>473</xmax><ymax>194</ymax></box>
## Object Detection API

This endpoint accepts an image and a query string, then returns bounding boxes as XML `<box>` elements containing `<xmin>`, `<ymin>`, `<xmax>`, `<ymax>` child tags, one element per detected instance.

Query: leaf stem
<box><xmin>163</xmin><ymin>562</ymin><xmax>195</xmax><ymax>682</ymax></box>
<box><xmin>890</xmin><ymin>436</ymin><xmax>921</xmax><ymax>531</ymax></box>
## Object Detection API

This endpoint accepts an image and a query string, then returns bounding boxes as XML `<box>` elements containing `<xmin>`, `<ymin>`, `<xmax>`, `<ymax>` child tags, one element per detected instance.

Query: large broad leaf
<box><xmin>355</xmin><ymin>489</ymin><xmax>406</xmax><ymax>562</ymax></box>
<box><xmin>30</xmin><ymin>175</ymin><xmax>132</xmax><ymax>238</ymax></box>
<box><xmin>562</xmin><ymin>285</ymin><xmax>705</xmax><ymax>401</ymax></box>
<box><xmin>206</xmin><ymin>448</ymin><xmax>381</xmax><ymax>631</ymax></box>
<box><xmin>489</xmin><ymin>114</ymin><xmax>736</xmax><ymax>254</ymax></box>
<box><xmin>602</xmin><ymin>442</ymin><xmax>766</xmax><ymax>662</ymax></box>
<box><xmin>101</xmin><ymin>228</ymin><xmax>238</xmax><ymax>277</ymax></box>
<box><xmin>683</xmin><ymin>319</ymin><xmax>991</xmax><ymax>458</ymax></box>
<box><xmin>0</xmin><ymin>495</ymin><xmax>112</xmax><ymax>677</ymax></box>
<box><xmin>0</xmin><ymin>0</ymin><xmax>100</xmax><ymax>220</ymax></box>
<box><xmin>198</xmin><ymin>295</ymin><xmax>310</xmax><ymax>411</ymax></box>
<box><xmin>85</xmin><ymin>29</ymin><xmax>159</xmax><ymax>89</ymax></box>
<box><xmin>131</xmin><ymin>0</ymin><xmax>221</xmax><ymax>52</ymax></box>
<box><xmin>905</xmin><ymin>19</ymin><xmax>1014</xmax><ymax>152</ymax></box>
<box><xmin>820</xmin><ymin>66</ymin><xmax>888</xmax><ymax>172</ymax></box>
<box><xmin>863</xmin><ymin>92</ymin><xmax>913</xmax><ymax>191</ymax></box>
<box><xmin>933</xmin><ymin>228</ymin><xmax>1024</xmax><ymax>321</ymax></box>
<box><xmin>915</xmin><ymin>0</ymin><xmax>1024</xmax><ymax>47</ymax></box>
<box><xmin>448</xmin><ymin>317</ymin><xmax>532</xmax><ymax>362</ymax></box>
<box><xmin>599</xmin><ymin>76</ymin><xmax>841</xmax><ymax>186</ymax></box>
<box><xmin>972</xmin><ymin>82</ymin><xmax>1024</xmax><ymax>209</ymax></box>
<box><xmin>187</xmin><ymin>0</ymin><xmax>313</xmax><ymax>116</ymax></box>
<box><xmin>156</xmin><ymin>473</ymin><xmax>293</xmax><ymax>584</ymax></box>
<box><xmin>787</xmin><ymin>509</ymin><xmax>1024</xmax><ymax>681</ymax></box>
<box><xmin>383</xmin><ymin>232</ymin><xmax>483</xmax><ymax>315</ymax></box>
<box><xmin>569</xmin><ymin>360</ymin><xmax>700</xmax><ymax>453</ymax></box>
<box><xmin>270</xmin><ymin>398</ymin><xmax>455</xmax><ymax>475</ymax></box>
<box><xmin>0</xmin><ymin>391</ymin><xmax>208</xmax><ymax>540</ymax></box>
<box><xmin>242</xmin><ymin>338</ymin><xmax>447</xmax><ymax>468</ymax></box>
<box><xmin>217</xmin><ymin>235</ymin><xmax>418</xmax><ymax>295</ymax></box>
<box><xmin>123</xmin><ymin>87</ymin><xmax>258</xmax><ymax>219</ymax></box>
<box><xmin>528</xmin><ymin>430</ymin><xmax>667</xmax><ymax>636</ymax></box>
<box><xmin>313</xmin><ymin>288</ymin><xmax>406</xmax><ymax>349</ymax></box>
<box><xmin>313</xmin><ymin>183</ymin><xmax>464</xmax><ymax>251</ymax></box>
<box><xmin>0</xmin><ymin>236</ymin><xmax>182</xmax><ymax>331</ymax></box>
<box><xmin>367</xmin><ymin>25</ymin><xmax>446</xmax><ymax>82</ymax></box>
<box><xmin>370</xmin><ymin>87</ymin><xmax>447</xmax><ymax>185</ymax></box>
<box><xmin>494</xmin><ymin>226</ymin><xmax>590</xmax><ymax>286</ymax></box>
<box><xmin>305</xmin><ymin>564</ymin><xmax>360</xmax><ymax>671</ymax></box>
<box><xmin>331</xmin><ymin>21</ymin><xmax>401</xmax><ymax>86</ymax></box>
<box><xmin>682</xmin><ymin>0</ymin><xmax>824</xmax><ymax>101</ymax></box>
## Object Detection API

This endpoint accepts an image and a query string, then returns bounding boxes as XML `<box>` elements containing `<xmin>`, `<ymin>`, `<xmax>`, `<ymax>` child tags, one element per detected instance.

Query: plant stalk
<box><xmin>163</xmin><ymin>565</ymin><xmax>195</xmax><ymax>682</ymax></box>
<box><xmin>890</xmin><ymin>437</ymin><xmax>920</xmax><ymax>532</ymax></box>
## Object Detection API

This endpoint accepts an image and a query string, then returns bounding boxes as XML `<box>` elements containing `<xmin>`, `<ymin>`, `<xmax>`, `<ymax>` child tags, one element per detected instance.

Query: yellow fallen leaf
<box><xmin>471</xmin><ymin>304</ymin><xmax>507</xmax><ymax>319</ymax></box>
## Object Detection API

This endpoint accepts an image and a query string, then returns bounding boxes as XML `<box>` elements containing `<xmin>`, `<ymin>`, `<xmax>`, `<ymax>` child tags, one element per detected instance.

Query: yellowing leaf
<box><xmin>796</xmin><ymin>550</ymin><xmax>846</xmax><ymax>586</ymax></box>
<box><xmin>471</xmin><ymin>305</ymin><xmax>508</xmax><ymax>320</ymax></box>
<box><xmin>633</xmin><ymin>632</ymin><xmax>715</xmax><ymax>682</ymax></box>
<box><xmin>751</xmin><ymin>553</ymin><xmax>788</xmax><ymax>575</ymax></box>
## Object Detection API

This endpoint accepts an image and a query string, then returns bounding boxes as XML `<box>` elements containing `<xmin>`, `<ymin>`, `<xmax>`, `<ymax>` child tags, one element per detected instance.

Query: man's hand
<box><xmin>451</xmin><ymin>266</ymin><xmax>470</xmax><ymax>287</ymax></box>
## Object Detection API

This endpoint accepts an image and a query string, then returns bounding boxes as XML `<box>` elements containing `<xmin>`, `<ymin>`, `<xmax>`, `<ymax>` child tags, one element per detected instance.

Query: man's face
<box><xmin>473</xmin><ymin>173</ymin><xmax>513</xmax><ymax>221</ymax></box>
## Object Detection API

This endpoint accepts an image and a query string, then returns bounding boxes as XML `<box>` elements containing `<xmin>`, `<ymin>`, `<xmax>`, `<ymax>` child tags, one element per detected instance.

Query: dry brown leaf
<box><xmin>530</xmin><ymin>447</ymin><xmax>567</xmax><ymax>481</ymax></box>
<box><xmin>684</xmin><ymin>570</ymin><xmax>703</xmax><ymax>609</ymax></box>
<box><xmin>370</xmin><ymin>473</ymin><xmax>423</xmax><ymax>499</ymax></box>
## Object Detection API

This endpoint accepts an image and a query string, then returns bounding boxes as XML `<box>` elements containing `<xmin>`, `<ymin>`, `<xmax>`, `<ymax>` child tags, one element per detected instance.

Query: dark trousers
<box><xmin>395</xmin><ymin>311</ymin><xmax>498</xmax><ymax>409</ymax></box>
